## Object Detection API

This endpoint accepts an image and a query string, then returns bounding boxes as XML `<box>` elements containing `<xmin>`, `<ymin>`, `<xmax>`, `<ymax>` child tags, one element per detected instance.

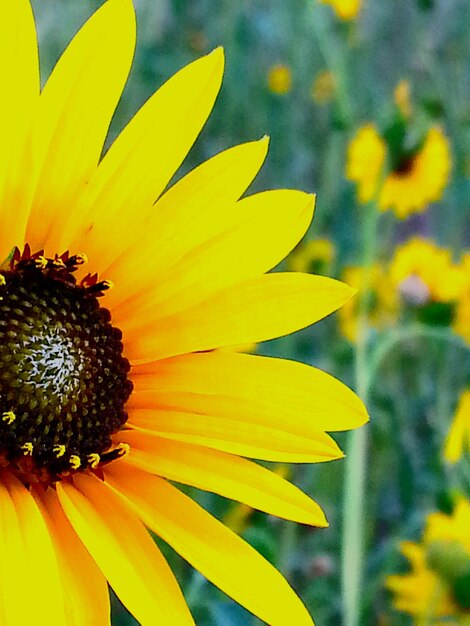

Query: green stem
<box><xmin>309</xmin><ymin>2</ymin><xmax>355</xmax><ymax>128</ymax></box>
<box><xmin>341</xmin><ymin>201</ymin><xmax>379</xmax><ymax>626</ymax></box>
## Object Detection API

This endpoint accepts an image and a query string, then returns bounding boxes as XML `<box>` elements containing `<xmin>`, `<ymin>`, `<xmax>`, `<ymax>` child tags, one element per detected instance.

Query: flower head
<box><xmin>0</xmin><ymin>1</ymin><xmax>367</xmax><ymax>624</ymax></box>
<box><xmin>267</xmin><ymin>63</ymin><xmax>293</xmax><ymax>95</ymax></box>
<box><xmin>387</xmin><ymin>499</ymin><xmax>470</xmax><ymax>622</ymax></box>
<box><xmin>390</xmin><ymin>238</ymin><xmax>465</xmax><ymax>306</ymax></box>
<box><xmin>347</xmin><ymin>124</ymin><xmax>451</xmax><ymax>218</ymax></box>
<box><xmin>380</xmin><ymin>127</ymin><xmax>452</xmax><ymax>218</ymax></box>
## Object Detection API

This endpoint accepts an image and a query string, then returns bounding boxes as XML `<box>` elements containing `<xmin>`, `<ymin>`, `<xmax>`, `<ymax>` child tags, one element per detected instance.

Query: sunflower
<box><xmin>387</xmin><ymin>499</ymin><xmax>470</xmax><ymax>623</ymax></box>
<box><xmin>0</xmin><ymin>1</ymin><xmax>368</xmax><ymax>624</ymax></box>
<box><xmin>346</xmin><ymin>124</ymin><xmax>451</xmax><ymax>218</ymax></box>
<box><xmin>390</xmin><ymin>238</ymin><xmax>465</xmax><ymax>305</ymax></box>
<box><xmin>379</xmin><ymin>126</ymin><xmax>452</xmax><ymax>218</ymax></box>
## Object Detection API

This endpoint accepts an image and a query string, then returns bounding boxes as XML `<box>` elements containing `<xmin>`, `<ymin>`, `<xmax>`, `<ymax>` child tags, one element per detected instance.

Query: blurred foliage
<box><xmin>32</xmin><ymin>0</ymin><xmax>470</xmax><ymax>624</ymax></box>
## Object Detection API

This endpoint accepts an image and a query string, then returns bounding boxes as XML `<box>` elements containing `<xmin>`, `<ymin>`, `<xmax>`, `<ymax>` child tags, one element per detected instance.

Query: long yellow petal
<box><xmin>112</xmin><ymin>190</ymin><xmax>314</xmax><ymax>323</ymax></box>
<box><xmin>127</xmin><ymin>409</ymin><xmax>343</xmax><ymax>462</ymax></box>
<box><xmin>119</xmin><ymin>431</ymin><xmax>327</xmax><ymax>526</ymax></box>
<box><xmin>105</xmin><ymin>464</ymin><xmax>315</xmax><ymax>626</ymax></box>
<box><xmin>32</xmin><ymin>486</ymin><xmax>111</xmax><ymax>626</ymax></box>
<box><xmin>57</xmin><ymin>474</ymin><xmax>194</xmax><ymax>626</ymax></box>
<box><xmin>64</xmin><ymin>48</ymin><xmax>224</xmax><ymax>269</ymax></box>
<box><xmin>131</xmin><ymin>350</ymin><xmax>367</xmax><ymax>432</ymax></box>
<box><xmin>104</xmin><ymin>137</ymin><xmax>269</xmax><ymax>309</ymax></box>
<box><xmin>0</xmin><ymin>473</ymin><xmax>67</xmax><ymax>625</ymax></box>
<box><xmin>26</xmin><ymin>0</ymin><xmax>136</xmax><ymax>253</ymax></box>
<box><xmin>0</xmin><ymin>0</ymin><xmax>39</xmax><ymax>260</ymax></box>
<box><xmin>123</xmin><ymin>273</ymin><xmax>355</xmax><ymax>362</ymax></box>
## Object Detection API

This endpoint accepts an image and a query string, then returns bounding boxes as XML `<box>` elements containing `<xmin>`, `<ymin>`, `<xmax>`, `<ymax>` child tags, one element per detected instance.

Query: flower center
<box><xmin>0</xmin><ymin>248</ymin><xmax>133</xmax><ymax>482</ymax></box>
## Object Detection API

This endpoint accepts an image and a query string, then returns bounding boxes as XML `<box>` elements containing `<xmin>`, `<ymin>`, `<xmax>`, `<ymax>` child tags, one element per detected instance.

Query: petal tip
<box><xmin>207</xmin><ymin>46</ymin><xmax>225</xmax><ymax>69</ymax></box>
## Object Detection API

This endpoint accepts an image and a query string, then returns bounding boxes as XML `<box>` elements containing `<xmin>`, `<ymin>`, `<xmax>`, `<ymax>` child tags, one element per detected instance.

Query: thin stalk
<box><xmin>341</xmin><ymin>200</ymin><xmax>379</xmax><ymax>626</ymax></box>
<box><xmin>308</xmin><ymin>3</ymin><xmax>355</xmax><ymax>128</ymax></box>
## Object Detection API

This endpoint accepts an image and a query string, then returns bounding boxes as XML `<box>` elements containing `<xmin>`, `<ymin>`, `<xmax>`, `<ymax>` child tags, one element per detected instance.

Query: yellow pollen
<box><xmin>0</xmin><ymin>275</ymin><xmax>5</xmax><ymax>286</ymax></box>
<box><xmin>53</xmin><ymin>444</ymin><xmax>66</xmax><ymax>458</ymax></box>
<box><xmin>51</xmin><ymin>258</ymin><xmax>66</xmax><ymax>269</ymax></box>
<box><xmin>87</xmin><ymin>453</ymin><xmax>100</xmax><ymax>468</ymax></box>
<box><xmin>117</xmin><ymin>443</ymin><xmax>130</xmax><ymax>457</ymax></box>
<box><xmin>69</xmin><ymin>455</ymin><xmax>81</xmax><ymax>470</ymax></box>
<box><xmin>34</xmin><ymin>256</ymin><xmax>48</xmax><ymax>270</ymax></box>
<box><xmin>21</xmin><ymin>442</ymin><xmax>34</xmax><ymax>456</ymax></box>
<box><xmin>76</xmin><ymin>252</ymin><xmax>88</xmax><ymax>265</ymax></box>
<box><xmin>102</xmin><ymin>279</ymin><xmax>114</xmax><ymax>290</ymax></box>
<box><xmin>2</xmin><ymin>411</ymin><xmax>16</xmax><ymax>425</ymax></box>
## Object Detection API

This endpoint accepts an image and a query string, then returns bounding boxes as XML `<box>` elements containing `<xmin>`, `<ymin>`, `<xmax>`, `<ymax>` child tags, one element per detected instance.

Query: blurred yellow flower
<box><xmin>387</xmin><ymin>542</ymin><xmax>456</xmax><ymax>622</ymax></box>
<box><xmin>311</xmin><ymin>70</ymin><xmax>336</xmax><ymax>104</ymax></box>
<box><xmin>347</xmin><ymin>125</ymin><xmax>451</xmax><ymax>218</ymax></box>
<box><xmin>339</xmin><ymin>264</ymin><xmax>397</xmax><ymax>342</ymax></box>
<box><xmin>390</xmin><ymin>238</ymin><xmax>465</xmax><ymax>305</ymax></box>
<box><xmin>444</xmin><ymin>390</ymin><xmax>470</xmax><ymax>464</ymax></box>
<box><xmin>394</xmin><ymin>80</ymin><xmax>412</xmax><ymax>118</ymax></box>
<box><xmin>387</xmin><ymin>499</ymin><xmax>470</xmax><ymax>623</ymax></box>
<box><xmin>267</xmin><ymin>64</ymin><xmax>292</xmax><ymax>95</ymax></box>
<box><xmin>288</xmin><ymin>238</ymin><xmax>335</xmax><ymax>274</ymax></box>
<box><xmin>380</xmin><ymin>127</ymin><xmax>452</xmax><ymax>219</ymax></box>
<box><xmin>453</xmin><ymin>253</ymin><xmax>470</xmax><ymax>344</ymax></box>
<box><xmin>425</xmin><ymin>499</ymin><xmax>470</xmax><ymax>552</ymax></box>
<box><xmin>346</xmin><ymin>124</ymin><xmax>386</xmax><ymax>204</ymax></box>
<box><xmin>320</xmin><ymin>0</ymin><xmax>362</xmax><ymax>20</ymax></box>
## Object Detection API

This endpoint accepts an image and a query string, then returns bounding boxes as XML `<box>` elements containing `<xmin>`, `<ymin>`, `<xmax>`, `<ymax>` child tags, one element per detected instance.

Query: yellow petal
<box><xmin>32</xmin><ymin>485</ymin><xmax>110</xmax><ymax>626</ymax></box>
<box><xmin>123</xmin><ymin>273</ymin><xmax>355</xmax><ymax>362</ymax></box>
<box><xmin>443</xmin><ymin>391</ymin><xmax>470</xmax><ymax>464</ymax></box>
<box><xmin>112</xmin><ymin>190</ymin><xmax>314</xmax><ymax>323</ymax></box>
<box><xmin>64</xmin><ymin>48</ymin><xmax>225</xmax><ymax>269</ymax></box>
<box><xmin>127</xmin><ymin>409</ymin><xmax>343</xmax><ymax>463</ymax></box>
<box><xmin>131</xmin><ymin>350</ymin><xmax>367</xmax><ymax>432</ymax></box>
<box><xmin>105</xmin><ymin>463</ymin><xmax>315</xmax><ymax>626</ymax></box>
<box><xmin>57</xmin><ymin>474</ymin><xmax>194</xmax><ymax>626</ymax></box>
<box><xmin>443</xmin><ymin>412</ymin><xmax>466</xmax><ymax>463</ymax></box>
<box><xmin>103</xmin><ymin>137</ymin><xmax>270</xmax><ymax>309</ymax></box>
<box><xmin>119</xmin><ymin>431</ymin><xmax>327</xmax><ymax>526</ymax></box>
<box><xmin>0</xmin><ymin>472</ymin><xmax>67</xmax><ymax>625</ymax></box>
<box><xmin>26</xmin><ymin>0</ymin><xmax>136</xmax><ymax>253</ymax></box>
<box><xmin>0</xmin><ymin>0</ymin><xmax>39</xmax><ymax>260</ymax></box>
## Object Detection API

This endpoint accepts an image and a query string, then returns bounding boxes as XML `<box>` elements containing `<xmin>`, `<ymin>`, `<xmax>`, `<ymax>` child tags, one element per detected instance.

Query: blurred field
<box><xmin>32</xmin><ymin>1</ymin><xmax>470</xmax><ymax>624</ymax></box>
